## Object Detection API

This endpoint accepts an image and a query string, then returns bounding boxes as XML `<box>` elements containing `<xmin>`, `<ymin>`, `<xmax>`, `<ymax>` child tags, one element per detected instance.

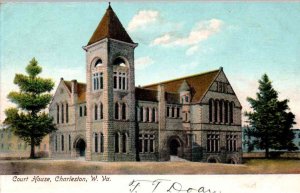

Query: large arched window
<box><xmin>94</xmin><ymin>133</ymin><xmax>98</xmax><ymax>153</ymax></box>
<box><xmin>214</xmin><ymin>100</ymin><xmax>219</xmax><ymax>122</ymax></box>
<box><xmin>113</xmin><ymin>57</ymin><xmax>126</xmax><ymax>67</ymax></box>
<box><xmin>56</xmin><ymin>104</ymin><xmax>59</xmax><ymax>124</ymax></box>
<box><xmin>140</xmin><ymin>107</ymin><xmax>144</xmax><ymax>122</ymax></box>
<box><xmin>100</xmin><ymin>133</ymin><xmax>104</xmax><ymax>153</ymax></box>
<box><xmin>152</xmin><ymin>108</ymin><xmax>155</xmax><ymax>122</ymax></box>
<box><xmin>219</xmin><ymin>100</ymin><xmax>223</xmax><ymax>123</ymax></box>
<box><xmin>115</xmin><ymin>133</ymin><xmax>119</xmax><ymax>153</ymax></box>
<box><xmin>146</xmin><ymin>108</ymin><xmax>149</xmax><ymax>122</ymax></box>
<box><xmin>122</xmin><ymin>133</ymin><xmax>127</xmax><ymax>153</ymax></box>
<box><xmin>55</xmin><ymin>135</ymin><xmax>58</xmax><ymax>152</ymax></box>
<box><xmin>79</xmin><ymin>106</ymin><xmax>82</xmax><ymax>117</ymax></box>
<box><xmin>115</xmin><ymin>103</ymin><xmax>119</xmax><ymax>120</ymax></box>
<box><xmin>61</xmin><ymin>104</ymin><xmax>64</xmax><ymax>123</ymax></box>
<box><xmin>100</xmin><ymin>103</ymin><xmax>103</xmax><ymax>119</ymax></box>
<box><xmin>66</xmin><ymin>103</ymin><xmax>69</xmax><ymax>123</ymax></box>
<box><xmin>61</xmin><ymin>135</ymin><xmax>64</xmax><ymax>151</ymax></box>
<box><xmin>68</xmin><ymin>135</ymin><xmax>71</xmax><ymax>151</ymax></box>
<box><xmin>230</xmin><ymin>102</ymin><xmax>234</xmax><ymax>124</ymax></box>
<box><xmin>225</xmin><ymin>101</ymin><xmax>229</xmax><ymax>123</ymax></box>
<box><xmin>209</xmin><ymin>99</ymin><xmax>213</xmax><ymax>122</ymax></box>
<box><xmin>95</xmin><ymin>104</ymin><xmax>98</xmax><ymax>120</ymax></box>
<box><xmin>122</xmin><ymin>103</ymin><xmax>126</xmax><ymax>120</ymax></box>
<box><xmin>94</xmin><ymin>58</ymin><xmax>103</xmax><ymax>67</ymax></box>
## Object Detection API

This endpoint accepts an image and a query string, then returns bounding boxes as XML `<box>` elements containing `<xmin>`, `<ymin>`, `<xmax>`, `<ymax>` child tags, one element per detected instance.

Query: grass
<box><xmin>0</xmin><ymin>159</ymin><xmax>299</xmax><ymax>175</ymax></box>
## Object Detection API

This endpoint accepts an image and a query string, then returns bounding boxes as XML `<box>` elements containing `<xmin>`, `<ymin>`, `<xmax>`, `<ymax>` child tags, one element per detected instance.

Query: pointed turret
<box><xmin>87</xmin><ymin>3</ymin><xmax>134</xmax><ymax>46</ymax></box>
<box><xmin>178</xmin><ymin>80</ymin><xmax>191</xmax><ymax>92</ymax></box>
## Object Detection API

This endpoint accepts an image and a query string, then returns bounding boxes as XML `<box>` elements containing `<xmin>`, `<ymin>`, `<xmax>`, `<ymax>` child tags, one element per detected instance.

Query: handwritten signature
<box><xmin>129</xmin><ymin>179</ymin><xmax>221</xmax><ymax>193</ymax></box>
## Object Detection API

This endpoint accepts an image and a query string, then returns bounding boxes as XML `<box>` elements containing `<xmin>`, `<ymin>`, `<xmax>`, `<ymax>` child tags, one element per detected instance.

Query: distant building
<box><xmin>49</xmin><ymin>4</ymin><xmax>243</xmax><ymax>164</ymax></box>
<box><xmin>0</xmin><ymin>125</ymin><xmax>49</xmax><ymax>159</ymax></box>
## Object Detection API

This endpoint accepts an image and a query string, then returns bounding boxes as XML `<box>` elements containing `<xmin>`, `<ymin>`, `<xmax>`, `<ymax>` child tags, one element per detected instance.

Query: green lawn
<box><xmin>0</xmin><ymin>159</ymin><xmax>299</xmax><ymax>175</ymax></box>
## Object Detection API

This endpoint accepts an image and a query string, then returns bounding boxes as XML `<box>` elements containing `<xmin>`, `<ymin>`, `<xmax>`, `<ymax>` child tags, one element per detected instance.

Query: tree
<box><xmin>245</xmin><ymin>74</ymin><xmax>297</xmax><ymax>158</ymax></box>
<box><xmin>4</xmin><ymin>58</ymin><xmax>57</xmax><ymax>158</ymax></box>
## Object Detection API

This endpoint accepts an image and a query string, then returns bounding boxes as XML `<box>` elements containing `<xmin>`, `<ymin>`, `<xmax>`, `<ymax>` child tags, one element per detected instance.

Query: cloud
<box><xmin>151</xmin><ymin>34</ymin><xmax>172</xmax><ymax>46</ymax></box>
<box><xmin>186</xmin><ymin>45</ymin><xmax>199</xmax><ymax>56</ymax></box>
<box><xmin>128</xmin><ymin>10</ymin><xmax>160</xmax><ymax>32</ymax></box>
<box><xmin>151</xmin><ymin>19</ymin><xmax>223</xmax><ymax>48</ymax></box>
<box><xmin>135</xmin><ymin>56</ymin><xmax>154</xmax><ymax>70</ymax></box>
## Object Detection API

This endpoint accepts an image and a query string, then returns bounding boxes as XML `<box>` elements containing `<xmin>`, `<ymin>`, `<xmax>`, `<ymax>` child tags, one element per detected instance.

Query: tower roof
<box><xmin>87</xmin><ymin>4</ymin><xmax>134</xmax><ymax>46</ymax></box>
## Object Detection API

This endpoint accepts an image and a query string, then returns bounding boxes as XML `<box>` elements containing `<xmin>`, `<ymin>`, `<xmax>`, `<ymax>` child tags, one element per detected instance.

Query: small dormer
<box><xmin>179</xmin><ymin>80</ymin><xmax>191</xmax><ymax>104</ymax></box>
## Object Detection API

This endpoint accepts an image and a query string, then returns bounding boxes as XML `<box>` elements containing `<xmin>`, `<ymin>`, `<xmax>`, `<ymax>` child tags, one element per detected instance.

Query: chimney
<box><xmin>71</xmin><ymin>79</ymin><xmax>78</xmax><ymax>94</ymax></box>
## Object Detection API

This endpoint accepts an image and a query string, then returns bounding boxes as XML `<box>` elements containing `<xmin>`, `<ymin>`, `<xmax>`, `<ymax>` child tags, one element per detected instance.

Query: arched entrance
<box><xmin>75</xmin><ymin>138</ymin><xmax>86</xmax><ymax>157</ymax></box>
<box><xmin>170</xmin><ymin>139</ymin><xmax>181</xmax><ymax>156</ymax></box>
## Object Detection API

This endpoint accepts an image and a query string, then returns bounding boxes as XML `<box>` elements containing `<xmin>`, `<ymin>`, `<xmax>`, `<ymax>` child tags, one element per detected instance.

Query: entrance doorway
<box><xmin>75</xmin><ymin>138</ymin><xmax>86</xmax><ymax>157</ymax></box>
<box><xmin>169</xmin><ymin>139</ymin><xmax>181</xmax><ymax>156</ymax></box>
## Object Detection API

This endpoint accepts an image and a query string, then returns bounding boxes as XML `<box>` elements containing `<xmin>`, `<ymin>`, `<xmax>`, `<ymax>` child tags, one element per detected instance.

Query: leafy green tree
<box><xmin>4</xmin><ymin>58</ymin><xmax>56</xmax><ymax>158</ymax></box>
<box><xmin>245</xmin><ymin>74</ymin><xmax>297</xmax><ymax>158</ymax></box>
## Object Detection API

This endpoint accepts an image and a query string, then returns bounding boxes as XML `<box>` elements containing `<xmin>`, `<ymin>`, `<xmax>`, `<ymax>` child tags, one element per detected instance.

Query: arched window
<box><xmin>68</xmin><ymin>135</ymin><xmax>71</xmax><ymax>151</ymax></box>
<box><xmin>115</xmin><ymin>103</ymin><xmax>119</xmax><ymax>120</ymax></box>
<box><xmin>214</xmin><ymin>100</ymin><xmax>218</xmax><ymax>122</ymax></box>
<box><xmin>146</xmin><ymin>108</ymin><xmax>149</xmax><ymax>122</ymax></box>
<box><xmin>113</xmin><ymin>57</ymin><xmax>126</xmax><ymax>66</ymax></box>
<box><xmin>79</xmin><ymin>106</ymin><xmax>82</xmax><ymax>117</ymax></box>
<box><xmin>140</xmin><ymin>107</ymin><xmax>144</xmax><ymax>122</ymax></box>
<box><xmin>167</xmin><ymin>107</ymin><xmax>170</xmax><ymax>117</ymax></box>
<box><xmin>84</xmin><ymin>106</ymin><xmax>87</xmax><ymax>116</ymax></box>
<box><xmin>55</xmin><ymin>135</ymin><xmax>58</xmax><ymax>152</ymax></box>
<box><xmin>61</xmin><ymin>104</ymin><xmax>64</xmax><ymax>123</ymax></box>
<box><xmin>57</xmin><ymin>104</ymin><xmax>59</xmax><ymax>124</ymax></box>
<box><xmin>177</xmin><ymin>107</ymin><xmax>180</xmax><ymax>118</ymax></box>
<box><xmin>100</xmin><ymin>103</ymin><xmax>103</xmax><ymax>119</ymax></box>
<box><xmin>94</xmin><ymin>104</ymin><xmax>98</xmax><ymax>120</ymax></box>
<box><xmin>171</xmin><ymin>107</ymin><xmax>175</xmax><ymax>117</ymax></box>
<box><xmin>219</xmin><ymin>100</ymin><xmax>223</xmax><ymax>123</ymax></box>
<box><xmin>115</xmin><ymin>133</ymin><xmax>119</xmax><ymax>153</ymax></box>
<box><xmin>209</xmin><ymin>99</ymin><xmax>213</xmax><ymax>122</ymax></box>
<box><xmin>152</xmin><ymin>108</ymin><xmax>155</xmax><ymax>122</ymax></box>
<box><xmin>66</xmin><ymin>103</ymin><xmax>69</xmax><ymax>123</ymax></box>
<box><xmin>113</xmin><ymin>72</ymin><xmax>117</xmax><ymax>89</ymax></box>
<box><xmin>122</xmin><ymin>133</ymin><xmax>127</xmax><ymax>153</ymax></box>
<box><xmin>122</xmin><ymin>103</ymin><xmax>126</xmax><ymax>120</ymax></box>
<box><xmin>61</xmin><ymin>135</ymin><xmax>64</xmax><ymax>151</ymax></box>
<box><xmin>225</xmin><ymin>101</ymin><xmax>229</xmax><ymax>123</ymax></box>
<box><xmin>100</xmin><ymin>133</ymin><xmax>104</xmax><ymax>153</ymax></box>
<box><xmin>94</xmin><ymin>58</ymin><xmax>103</xmax><ymax>67</ymax></box>
<box><xmin>230</xmin><ymin>102</ymin><xmax>234</xmax><ymax>124</ymax></box>
<box><xmin>94</xmin><ymin>133</ymin><xmax>98</xmax><ymax>153</ymax></box>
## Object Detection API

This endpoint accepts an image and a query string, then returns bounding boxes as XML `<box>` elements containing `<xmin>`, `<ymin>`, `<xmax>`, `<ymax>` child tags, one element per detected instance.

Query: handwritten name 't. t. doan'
<box><xmin>129</xmin><ymin>179</ymin><xmax>221</xmax><ymax>193</ymax></box>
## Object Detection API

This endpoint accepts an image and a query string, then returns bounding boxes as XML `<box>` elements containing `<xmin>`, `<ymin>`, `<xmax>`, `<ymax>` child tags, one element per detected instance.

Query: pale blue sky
<box><xmin>1</xmin><ymin>2</ymin><xmax>300</xmax><ymax>127</ymax></box>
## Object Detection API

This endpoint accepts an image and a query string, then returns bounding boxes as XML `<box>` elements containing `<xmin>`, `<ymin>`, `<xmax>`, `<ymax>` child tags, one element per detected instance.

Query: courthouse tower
<box><xmin>83</xmin><ymin>4</ymin><xmax>138</xmax><ymax>161</ymax></box>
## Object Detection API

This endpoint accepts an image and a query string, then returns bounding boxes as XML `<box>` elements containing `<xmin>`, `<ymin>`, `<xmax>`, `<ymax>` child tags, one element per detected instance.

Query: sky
<box><xmin>0</xmin><ymin>2</ymin><xmax>300</xmax><ymax>128</ymax></box>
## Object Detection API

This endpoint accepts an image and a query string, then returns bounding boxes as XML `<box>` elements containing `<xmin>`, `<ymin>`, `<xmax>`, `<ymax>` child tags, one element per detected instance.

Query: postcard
<box><xmin>0</xmin><ymin>1</ymin><xmax>300</xmax><ymax>193</ymax></box>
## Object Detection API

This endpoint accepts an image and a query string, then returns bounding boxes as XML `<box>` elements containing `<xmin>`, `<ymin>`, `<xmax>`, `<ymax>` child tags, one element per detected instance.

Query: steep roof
<box><xmin>135</xmin><ymin>87</ymin><xmax>158</xmax><ymax>102</ymax></box>
<box><xmin>143</xmin><ymin>69</ymin><xmax>220</xmax><ymax>103</ymax></box>
<box><xmin>87</xmin><ymin>4</ymin><xmax>134</xmax><ymax>46</ymax></box>
<box><xmin>63</xmin><ymin>81</ymin><xmax>86</xmax><ymax>103</ymax></box>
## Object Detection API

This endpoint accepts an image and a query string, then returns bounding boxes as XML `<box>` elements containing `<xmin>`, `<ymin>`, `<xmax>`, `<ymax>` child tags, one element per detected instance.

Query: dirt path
<box><xmin>0</xmin><ymin>159</ymin><xmax>299</xmax><ymax>175</ymax></box>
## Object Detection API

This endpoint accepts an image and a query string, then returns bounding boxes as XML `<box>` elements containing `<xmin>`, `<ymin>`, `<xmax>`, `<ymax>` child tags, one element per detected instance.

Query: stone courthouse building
<box><xmin>49</xmin><ymin>4</ymin><xmax>242</xmax><ymax>163</ymax></box>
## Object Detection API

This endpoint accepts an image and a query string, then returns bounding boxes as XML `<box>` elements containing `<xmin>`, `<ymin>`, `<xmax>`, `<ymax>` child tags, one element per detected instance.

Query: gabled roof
<box><xmin>63</xmin><ymin>81</ymin><xmax>86</xmax><ymax>103</ymax></box>
<box><xmin>143</xmin><ymin>69</ymin><xmax>220</xmax><ymax>103</ymax></box>
<box><xmin>87</xmin><ymin>4</ymin><xmax>134</xmax><ymax>46</ymax></box>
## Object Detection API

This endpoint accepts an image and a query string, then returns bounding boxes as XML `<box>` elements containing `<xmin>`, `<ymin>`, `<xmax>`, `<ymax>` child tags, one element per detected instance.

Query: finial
<box><xmin>108</xmin><ymin>2</ymin><xmax>112</xmax><ymax>9</ymax></box>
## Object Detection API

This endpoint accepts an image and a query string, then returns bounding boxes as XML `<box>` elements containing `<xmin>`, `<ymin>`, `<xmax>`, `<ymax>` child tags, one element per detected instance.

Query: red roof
<box><xmin>87</xmin><ymin>4</ymin><xmax>134</xmax><ymax>46</ymax></box>
<box><xmin>143</xmin><ymin>69</ymin><xmax>220</xmax><ymax>103</ymax></box>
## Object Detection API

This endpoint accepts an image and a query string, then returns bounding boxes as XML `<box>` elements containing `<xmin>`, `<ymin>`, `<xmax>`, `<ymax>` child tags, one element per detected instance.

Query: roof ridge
<box><xmin>63</xmin><ymin>80</ymin><xmax>86</xmax><ymax>85</ymax></box>
<box><xmin>142</xmin><ymin>69</ymin><xmax>220</xmax><ymax>88</ymax></box>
